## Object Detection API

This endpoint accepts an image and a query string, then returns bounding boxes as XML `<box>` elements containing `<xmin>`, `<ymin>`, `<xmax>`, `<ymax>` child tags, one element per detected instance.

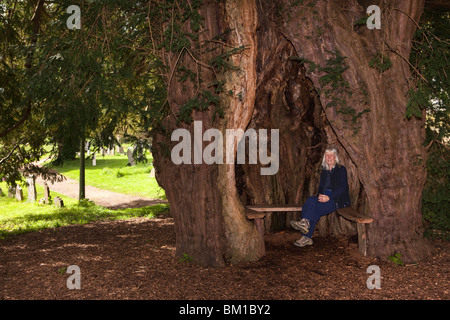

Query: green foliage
<box><xmin>422</xmin><ymin>139</ymin><xmax>450</xmax><ymax>240</ymax></box>
<box><xmin>290</xmin><ymin>50</ymin><xmax>370</xmax><ymax>133</ymax></box>
<box><xmin>179</xmin><ymin>253</ymin><xmax>193</xmax><ymax>263</ymax></box>
<box><xmin>0</xmin><ymin>0</ymin><xmax>164</xmax><ymax>187</ymax></box>
<box><xmin>408</xmin><ymin>10</ymin><xmax>449</xmax><ymax>123</ymax></box>
<box><xmin>77</xmin><ymin>198</ymin><xmax>96</xmax><ymax>208</ymax></box>
<box><xmin>209</xmin><ymin>45</ymin><xmax>247</xmax><ymax>72</ymax></box>
<box><xmin>406</xmin><ymin>86</ymin><xmax>431</xmax><ymax>118</ymax></box>
<box><xmin>57</xmin><ymin>267</ymin><xmax>68</xmax><ymax>275</ymax></box>
<box><xmin>388</xmin><ymin>253</ymin><xmax>405</xmax><ymax>266</ymax></box>
<box><xmin>177</xmin><ymin>89</ymin><xmax>223</xmax><ymax>124</ymax></box>
<box><xmin>409</xmin><ymin>9</ymin><xmax>449</xmax><ymax>240</ymax></box>
<box><xmin>354</xmin><ymin>16</ymin><xmax>368</xmax><ymax>26</ymax></box>
<box><xmin>369</xmin><ymin>52</ymin><xmax>392</xmax><ymax>73</ymax></box>
<box><xmin>317</xmin><ymin>50</ymin><xmax>350</xmax><ymax>95</ymax></box>
<box><xmin>144</xmin><ymin>2</ymin><xmax>247</xmax><ymax>126</ymax></box>
<box><xmin>172</xmin><ymin>44</ymin><xmax>245</xmax><ymax>124</ymax></box>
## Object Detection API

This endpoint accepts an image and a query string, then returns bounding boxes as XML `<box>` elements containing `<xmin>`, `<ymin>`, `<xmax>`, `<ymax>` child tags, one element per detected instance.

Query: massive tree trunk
<box><xmin>152</xmin><ymin>0</ymin><xmax>433</xmax><ymax>266</ymax></box>
<box><xmin>153</xmin><ymin>0</ymin><xmax>264</xmax><ymax>266</ymax></box>
<box><xmin>275</xmin><ymin>0</ymin><xmax>433</xmax><ymax>261</ymax></box>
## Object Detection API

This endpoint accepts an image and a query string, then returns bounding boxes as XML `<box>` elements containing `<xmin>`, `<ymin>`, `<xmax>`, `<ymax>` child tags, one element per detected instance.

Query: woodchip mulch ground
<box><xmin>1</xmin><ymin>215</ymin><xmax>448</xmax><ymax>301</ymax></box>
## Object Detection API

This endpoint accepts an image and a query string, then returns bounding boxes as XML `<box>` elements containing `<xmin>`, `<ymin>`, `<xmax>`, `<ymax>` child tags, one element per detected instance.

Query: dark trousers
<box><xmin>301</xmin><ymin>195</ymin><xmax>336</xmax><ymax>238</ymax></box>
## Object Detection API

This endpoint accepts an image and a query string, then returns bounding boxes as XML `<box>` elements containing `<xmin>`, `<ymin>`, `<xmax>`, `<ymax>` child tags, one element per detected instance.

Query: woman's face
<box><xmin>325</xmin><ymin>152</ymin><xmax>336</xmax><ymax>168</ymax></box>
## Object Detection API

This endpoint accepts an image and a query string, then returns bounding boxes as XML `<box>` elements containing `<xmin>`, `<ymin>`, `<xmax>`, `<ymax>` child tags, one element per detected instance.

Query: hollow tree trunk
<box><xmin>276</xmin><ymin>0</ymin><xmax>433</xmax><ymax>262</ymax></box>
<box><xmin>236</xmin><ymin>10</ymin><xmax>329</xmax><ymax>232</ymax></box>
<box><xmin>152</xmin><ymin>0</ymin><xmax>433</xmax><ymax>266</ymax></box>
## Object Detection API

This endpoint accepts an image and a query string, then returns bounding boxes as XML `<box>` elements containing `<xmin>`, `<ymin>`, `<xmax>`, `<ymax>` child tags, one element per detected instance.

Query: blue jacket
<box><xmin>318</xmin><ymin>165</ymin><xmax>351</xmax><ymax>209</ymax></box>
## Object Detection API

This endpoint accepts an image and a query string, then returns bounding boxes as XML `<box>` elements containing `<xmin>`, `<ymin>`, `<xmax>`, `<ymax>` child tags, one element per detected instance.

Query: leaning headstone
<box><xmin>92</xmin><ymin>152</ymin><xmax>96</xmax><ymax>167</ymax></box>
<box><xmin>54</xmin><ymin>196</ymin><xmax>64</xmax><ymax>208</ymax></box>
<box><xmin>118</xmin><ymin>146</ymin><xmax>124</xmax><ymax>154</ymax></box>
<box><xmin>44</xmin><ymin>182</ymin><xmax>52</xmax><ymax>204</ymax></box>
<box><xmin>26</xmin><ymin>175</ymin><xmax>37</xmax><ymax>202</ymax></box>
<box><xmin>15</xmin><ymin>185</ymin><xmax>23</xmax><ymax>201</ymax></box>
<box><xmin>127</xmin><ymin>147</ymin><xmax>135</xmax><ymax>166</ymax></box>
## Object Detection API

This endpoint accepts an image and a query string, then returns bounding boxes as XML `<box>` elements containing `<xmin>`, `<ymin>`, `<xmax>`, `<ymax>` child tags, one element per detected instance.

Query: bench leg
<box><xmin>357</xmin><ymin>222</ymin><xmax>368</xmax><ymax>256</ymax></box>
<box><xmin>254</xmin><ymin>218</ymin><xmax>266</xmax><ymax>256</ymax></box>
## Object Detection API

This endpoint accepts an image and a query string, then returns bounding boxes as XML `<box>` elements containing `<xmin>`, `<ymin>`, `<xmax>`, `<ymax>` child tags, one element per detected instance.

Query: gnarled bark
<box><xmin>153</xmin><ymin>0</ymin><xmax>264</xmax><ymax>266</ymax></box>
<box><xmin>152</xmin><ymin>0</ymin><xmax>433</xmax><ymax>266</ymax></box>
<box><xmin>276</xmin><ymin>0</ymin><xmax>433</xmax><ymax>261</ymax></box>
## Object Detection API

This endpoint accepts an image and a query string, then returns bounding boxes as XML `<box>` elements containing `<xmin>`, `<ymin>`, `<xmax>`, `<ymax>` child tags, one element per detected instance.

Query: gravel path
<box><xmin>35</xmin><ymin>176</ymin><xmax>167</xmax><ymax>209</ymax></box>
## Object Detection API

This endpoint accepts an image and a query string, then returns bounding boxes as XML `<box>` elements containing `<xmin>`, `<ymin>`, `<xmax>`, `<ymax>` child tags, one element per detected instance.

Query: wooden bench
<box><xmin>245</xmin><ymin>205</ymin><xmax>373</xmax><ymax>256</ymax></box>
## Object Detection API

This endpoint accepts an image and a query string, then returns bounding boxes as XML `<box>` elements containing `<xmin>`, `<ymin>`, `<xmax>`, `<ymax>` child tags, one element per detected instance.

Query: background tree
<box><xmin>0</xmin><ymin>0</ymin><xmax>58</xmax><ymax>184</ymax></box>
<box><xmin>0</xmin><ymin>0</ymin><xmax>161</xmax><ymax>198</ymax></box>
<box><xmin>410</xmin><ymin>8</ymin><xmax>449</xmax><ymax>240</ymax></box>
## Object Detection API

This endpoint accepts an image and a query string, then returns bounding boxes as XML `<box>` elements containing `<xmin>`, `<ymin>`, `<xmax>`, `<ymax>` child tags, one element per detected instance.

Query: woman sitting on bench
<box><xmin>290</xmin><ymin>147</ymin><xmax>350</xmax><ymax>247</ymax></box>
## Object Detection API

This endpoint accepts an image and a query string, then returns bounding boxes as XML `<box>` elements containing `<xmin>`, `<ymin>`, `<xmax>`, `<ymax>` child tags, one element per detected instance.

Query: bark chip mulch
<box><xmin>1</xmin><ymin>216</ymin><xmax>448</xmax><ymax>300</ymax></box>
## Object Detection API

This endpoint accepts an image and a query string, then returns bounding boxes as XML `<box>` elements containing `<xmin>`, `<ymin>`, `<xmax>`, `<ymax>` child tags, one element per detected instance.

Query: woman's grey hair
<box><xmin>321</xmin><ymin>147</ymin><xmax>340</xmax><ymax>170</ymax></box>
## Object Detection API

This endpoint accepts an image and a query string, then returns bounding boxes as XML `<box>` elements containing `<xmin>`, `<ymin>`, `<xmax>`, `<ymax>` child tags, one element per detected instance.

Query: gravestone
<box><xmin>127</xmin><ymin>147</ymin><xmax>135</xmax><ymax>166</ymax></box>
<box><xmin>8</xmin><ymin>186</ymin><xmax>16</xmax><ymax>198</ymax></box>
<box><xmin>92</xmin><ymin>152</ymin><xmax>96</xmax><ymax>166</ymax></box>
<box><xmin>118</xmin><ymin>146</ymin><xmax>124</xmax><ymax>154</ymax></box>
<box><xmin>44</xmin><ymin>182</ymin><xmax>51</xmax><ymax>204</ymax></box>
<box><xmin>0</xmin><ymin>186</ymin><xmax>3</xmax><ymax>197</ymax></box>
<box><xmin>150</xmin><ymin>168</ymin><xmax>155</xmax><ymax>178</ymax></box>
<box><xmin>54</xmin><ymin>196</ymin><xmax>64</xmax><ymax>207</ymax></box>
<box><xmin>15</xmin><ymin>185</ymin><xmax>23</xmax><ymax>201</ymax></box>
<box><xmin>26</xmin><ymin>175</ymin><xmax>37</xmax><ymax>202</ymax></box>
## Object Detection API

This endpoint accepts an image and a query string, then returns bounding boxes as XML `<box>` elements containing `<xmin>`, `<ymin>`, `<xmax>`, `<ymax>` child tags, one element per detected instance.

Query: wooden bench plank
<box><xmin>246</xmin><ymin>205</ymin><xmax>303</xmax><ymax>212</ymax></box>
<box><xmin>336</xmin><ymin>207</ymin><xmax>373</xmax><ymax>224</ymax></box>
<box><xmin>245</xmin><ymin>208</ymin><xmax>267</xmax><ymax>220</ymax></box>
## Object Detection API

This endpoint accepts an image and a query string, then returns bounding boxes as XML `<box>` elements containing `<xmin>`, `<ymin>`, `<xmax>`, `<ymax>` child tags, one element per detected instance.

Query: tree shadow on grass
<box><xmin>0</xmin><ymin>203</ymin><xmax>170</xmax><ymax>239</ymax></box>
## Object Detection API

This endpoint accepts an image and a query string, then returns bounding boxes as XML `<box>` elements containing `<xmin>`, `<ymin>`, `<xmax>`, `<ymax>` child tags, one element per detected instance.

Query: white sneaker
<box><xmin>294</xmin><ymin>236</ymin><xmax>313</xmax><ymax>247</ymax></box>
<box><xmin>290</xmin><ymin>218</ymin><xmax>310</xmax><ymax>234</ymax></box>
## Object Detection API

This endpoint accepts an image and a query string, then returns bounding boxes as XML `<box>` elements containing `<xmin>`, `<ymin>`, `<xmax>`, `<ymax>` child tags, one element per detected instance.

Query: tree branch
<box><xmin>0</xmin><ymin>142</ymin><xmax>23</xmax><ymax>166</ymax></box>
<box><xmin>425</xmin><ymin>0</ymin><xmax>450</xmax><ymax>11</ymax></box>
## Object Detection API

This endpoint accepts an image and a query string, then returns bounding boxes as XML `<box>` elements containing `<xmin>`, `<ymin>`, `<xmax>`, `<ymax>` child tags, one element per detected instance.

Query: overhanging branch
<box><xmin>425</xmin><ymin>0</ymin><xmax>450</xmax><ymax>11</ymax></box>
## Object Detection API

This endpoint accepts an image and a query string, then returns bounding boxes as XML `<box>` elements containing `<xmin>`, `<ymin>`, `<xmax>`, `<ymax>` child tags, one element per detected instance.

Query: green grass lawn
<box><xmin>0</xmin><ymin>149</ymin><xmax>169</xmax><ymax>240</ymax></box>
<box><xmin>0</xmin><ymin>181</ymin><xmax>169</xmax><ymax>239</ymax></box>
<box><xmin>45</xmin><ymin>153</ymin><xmax>166</xmax><ymax>199</ymax></box>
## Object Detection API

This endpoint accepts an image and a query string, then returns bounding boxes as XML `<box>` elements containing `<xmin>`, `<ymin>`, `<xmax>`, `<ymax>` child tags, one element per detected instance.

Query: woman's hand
<box><xmin>318</xmin><ymin>194</ymin><xmax>330</xmax><ymax>202</ymax></box>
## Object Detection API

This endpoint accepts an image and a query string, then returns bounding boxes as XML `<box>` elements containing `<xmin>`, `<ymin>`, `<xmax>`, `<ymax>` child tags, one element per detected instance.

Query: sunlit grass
<box><xmin>45</xmin><ymin>153</ymin><xmax>165</xmax><ymax>199</ymax></box>
<box><xmin>0</xmin><ymin>150</ymin><xmax>169</xmax><ymax>240</ymax></box>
